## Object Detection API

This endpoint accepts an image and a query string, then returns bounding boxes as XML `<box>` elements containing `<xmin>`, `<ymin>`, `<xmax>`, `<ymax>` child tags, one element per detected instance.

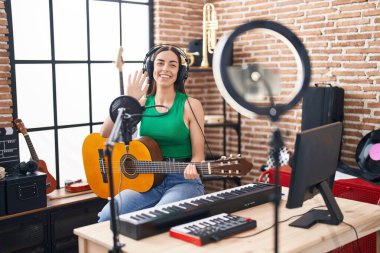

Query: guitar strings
<box><xmin>99</xmin><ymin>161</ymin><xmax>239</xmax><ymax>166</ymax></box>
<box><xmin>97</xmin><ymin>161</ymin><xmax>242</xmax><ymax>174</ymax></box>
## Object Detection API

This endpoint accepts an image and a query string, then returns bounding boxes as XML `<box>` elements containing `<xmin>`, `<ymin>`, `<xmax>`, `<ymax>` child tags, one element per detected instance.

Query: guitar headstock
<box><xmin>13</xmin><ymin>118</ymin><xmax>28</xmax><ymax>135</ymax></box>
<box><xmin>210</xmin><ymin>155</ymin><xmax>253</xmax><ymax>176</ymax></box>
<box><xmin>116</xmin><ymin>47</ymin><xmax>124</xmax><ymax>72</ymax></box>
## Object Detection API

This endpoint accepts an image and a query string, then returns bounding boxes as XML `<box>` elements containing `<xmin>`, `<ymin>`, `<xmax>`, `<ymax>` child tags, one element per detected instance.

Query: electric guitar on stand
<box><xmin>82</xmin><ymin>133</ymin><xmax>253</xmax><ymax>199</ymax></box>
<box><xmin>13</xmin><ymin>119</ymin><xmax>57</xmax><ymax>194</ymax></box>
<box><xmin>116</xmin><ymin>46</ymin><xmax>124</xmax><ymax>95</ymax></box>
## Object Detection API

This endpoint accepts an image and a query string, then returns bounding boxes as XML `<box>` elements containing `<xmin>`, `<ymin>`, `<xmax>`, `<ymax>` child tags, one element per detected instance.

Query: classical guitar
<box><xmin>13</xmin><ymin>119</ymin><xmax>57</xmax><ymax>194</ymax></box>
<box><xmin>82</xmin><ymin>133</ymin><xmax>253</xmax><ymax>199</ymax></box>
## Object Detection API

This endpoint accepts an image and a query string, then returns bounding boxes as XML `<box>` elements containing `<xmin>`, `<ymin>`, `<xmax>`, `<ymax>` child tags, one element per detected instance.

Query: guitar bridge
<box><xmin>98</xmin><ymin>149</ymin><xmax>108</xmax><ymax>183</ymax></box>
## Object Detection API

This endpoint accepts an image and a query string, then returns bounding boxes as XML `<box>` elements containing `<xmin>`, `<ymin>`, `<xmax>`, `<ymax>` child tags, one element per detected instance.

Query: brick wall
<box><xmin>0</xmin><ymin>0</ymin><xmax>11</xmax><ymax>128</ymax></box>
<box><xmin>154</xmin><ymin>0</ymin><xmax>380</xmax><ymax>190</ymax></box>
<box><xmin>1</xmin><ymin>1</ymin><xmax>379</xmax><ymax>190</ymax></box>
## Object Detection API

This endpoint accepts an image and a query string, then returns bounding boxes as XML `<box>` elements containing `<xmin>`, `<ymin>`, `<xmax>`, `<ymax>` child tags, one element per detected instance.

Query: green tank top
<box><xmin>139</xmin><ymin>92</ymin><xmax>192</xmax><ymax>159</ymax></box>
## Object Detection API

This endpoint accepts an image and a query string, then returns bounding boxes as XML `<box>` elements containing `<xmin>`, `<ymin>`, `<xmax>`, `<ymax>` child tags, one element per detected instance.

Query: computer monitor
<box><xmin>286</xmin><ymin>122</ymin><xmax>344</xmax><ymax>229</ymax></box>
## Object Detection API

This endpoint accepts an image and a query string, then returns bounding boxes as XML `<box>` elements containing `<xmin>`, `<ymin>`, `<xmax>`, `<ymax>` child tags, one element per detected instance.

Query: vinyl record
<box><xmin>355</xmin><ymin>129</ymin><xmax>380</xmax><ymax>175</ymax></box>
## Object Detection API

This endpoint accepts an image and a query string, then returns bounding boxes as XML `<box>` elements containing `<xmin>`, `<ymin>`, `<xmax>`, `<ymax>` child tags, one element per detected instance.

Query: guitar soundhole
<box><xmin>121</xmin><ymin>154</ymin><xmax>139</xmax><ymax>179</ymax></box>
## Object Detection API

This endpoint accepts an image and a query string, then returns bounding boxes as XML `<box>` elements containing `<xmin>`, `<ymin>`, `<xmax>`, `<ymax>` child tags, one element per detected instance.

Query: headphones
<box><xmin>15</xmin><ymin>160</ymin><xmax>38</xmax><ymax>175</ymax></box>
<box><xmin>142</xmin><ymin>45</ymin><xmax>190</xmax><ymax>91</ymax></box>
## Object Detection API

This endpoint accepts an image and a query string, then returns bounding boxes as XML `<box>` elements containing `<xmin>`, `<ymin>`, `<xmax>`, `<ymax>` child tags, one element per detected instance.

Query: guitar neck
<box><xmin>24</xmin><ymin>134</ymin><xmax>39</xmax><ymax>161</ymax></box>
<box><xmin>119</xmin><ymin>71</ymin><xmax>124</xmax><ymax>95</ymax></box>
<box><xmin>125</xmin><ymin>161</ymin><xmax>212</xmax><ymax>175</ymax></box>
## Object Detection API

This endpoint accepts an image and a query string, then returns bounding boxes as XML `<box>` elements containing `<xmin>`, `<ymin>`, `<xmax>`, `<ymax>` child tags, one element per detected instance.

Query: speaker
<box><xmin>301</xmin><ymin>84</ymin><xmax>344</xmax><ymax>131</ymax></box>
<box><xmin>0</xmin><ymin>178</ymin><xmax>5</xmax><ymax>216</ymax></box>
<box><xmin>5</xmin><ymin>171</ymin><xmax>47</xmax><ymax>214</ymax></box>
<box><xmin>50</xmin><ymin>198</ymin><xmax>106</xmax><ymax>252</ymax></box>
<box><xmin>0</xmin><ymin>211</ymin><xmax>49</xmax><ymax>253</ymax></box>
<box><xmin>188</xmin><ymin>39</ymin><xmax>212</xmax><ymax>67</ymax></box>
<box><xmin>188</xmin><ymin>39</ymin><xmax>233</xmax><ymax>67</ymax></box>
<box><xmin>142</xmin><ymin>45</ymin><xmax>189</xmax><ymax>89</ymax></box>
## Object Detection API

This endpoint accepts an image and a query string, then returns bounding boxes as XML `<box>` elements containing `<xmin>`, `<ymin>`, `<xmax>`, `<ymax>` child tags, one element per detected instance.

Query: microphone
<box><xmin>109</xmin><ymin>95</ymin><xmax>170</xmax><ymax>144</ymax></box>
<box><xmin>109</xmin><ymin>95</ymin><xmax>170</xmax><ymax>124</ymax></box>
<box><xmin>109</xmin><ymin>95</ymin><xmax>143</xmax><ymax>125</ymax></box>
<box><xmin>109</xmin><ymin>96</ymin><xmax>143</xmax><ymax>145</ymax></box>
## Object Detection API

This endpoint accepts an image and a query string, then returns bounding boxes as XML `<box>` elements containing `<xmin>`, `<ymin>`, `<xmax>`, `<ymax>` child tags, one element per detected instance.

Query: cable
<box><xmin>231</xmin><ymin>205</ymin><xmax>363</xmax><ymax>253</ymax></box>
<box><xmin>186</xmin><ymin>97</ymin><xmax>216</xmax><ymax>160</ymax></box>
<box><xmin>342</xmin><ymin>221</ymin><xmax>362</xmax><ymax>253</ymax></box>
<box><xmin>232</xmin><ymin>205</ymin><xmax>326</xmax><ymax>239</ymax></box>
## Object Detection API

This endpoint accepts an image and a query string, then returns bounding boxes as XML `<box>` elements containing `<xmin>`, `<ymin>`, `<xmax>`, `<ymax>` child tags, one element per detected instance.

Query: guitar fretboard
<box><xmin>24</xmin><ymin>134</ymin><xmax>39</xmax><ymax>161</ymax></box>
<box><xmin>113</xmin><ymin>160</ymin><xmax>242</xmax><ymax>176</ymax></box>
<box><xmin>119</xmin><ymin>71</ymin><xmax>124</xmax><ymax>95</ymax></box>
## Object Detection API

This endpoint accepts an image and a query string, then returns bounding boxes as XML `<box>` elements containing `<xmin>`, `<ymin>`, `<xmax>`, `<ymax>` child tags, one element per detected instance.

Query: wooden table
<box><xmin>74</xmin><ymin>189</ymin><xmax>380</xmax><ymax>253</ymax></box>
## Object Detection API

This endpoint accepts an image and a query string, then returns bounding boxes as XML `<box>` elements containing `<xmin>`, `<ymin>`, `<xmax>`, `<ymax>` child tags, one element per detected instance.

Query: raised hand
<box><xmin>126</xmin><ymin>69</ymin><xmax>149</xmax><ymax>102</ymax></box>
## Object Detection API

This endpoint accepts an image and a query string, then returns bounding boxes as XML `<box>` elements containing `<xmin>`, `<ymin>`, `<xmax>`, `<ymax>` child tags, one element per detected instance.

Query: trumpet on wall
<box><xmin>201</xmin><ymin>1</ymin><xmax>218</xmax><ymax>68</ymax></box>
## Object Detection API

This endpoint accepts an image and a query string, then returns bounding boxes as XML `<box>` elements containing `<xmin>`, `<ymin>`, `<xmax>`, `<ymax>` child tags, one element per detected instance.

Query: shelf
<box><xmin>190</xmin><ymin>70</ymin><xmax>241</xmax><ymax>157</ymax></box>
<box><xmin>205</xmin><ymin>121</ymin><xmax>239</xmax><ymax>129</ymax></box>
<box><xmin>189</xmin><ymin>66</ymin><xmax>212</xmax><ymax>72</ymax></box>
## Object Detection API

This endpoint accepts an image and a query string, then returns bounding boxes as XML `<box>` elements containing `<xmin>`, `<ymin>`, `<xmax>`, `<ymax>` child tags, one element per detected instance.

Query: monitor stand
<box><xmin>289</xmin><ymin>181</ymin><xmax>344</xmax><ymax>229</ymax></box>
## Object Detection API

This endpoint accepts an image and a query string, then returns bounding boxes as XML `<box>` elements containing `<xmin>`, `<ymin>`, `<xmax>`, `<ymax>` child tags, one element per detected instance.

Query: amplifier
<box><xmin>188</xmin><ymin>39</ymin><xmax>206</xmax><ymax>67</ymax></box>
<box><xmin>5</xmin><ymin>171</ymin><xmax>47</xmax><ymax>214</ymax></box>
<box><xmin>188</xmin><ymin>39</ymin><xmax>233</xmax><ymax>67</ymax></box>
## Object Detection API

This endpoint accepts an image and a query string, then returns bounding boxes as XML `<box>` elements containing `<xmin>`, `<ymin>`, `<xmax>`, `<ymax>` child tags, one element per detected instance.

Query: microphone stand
<box><xmin>104</xmin><ymin>107</ymin><xmax>131</xmax><ymax>253</ymax></box>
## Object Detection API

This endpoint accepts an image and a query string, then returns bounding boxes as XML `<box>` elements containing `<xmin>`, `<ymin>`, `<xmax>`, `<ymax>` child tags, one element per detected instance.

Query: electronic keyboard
<box><xmin>119</xmin><ymin>183</ymin><xmax>279</xmax><ymax>240</ymax></box>
<box><xmin>170</xmin><ymin>213</ymin><xmax>257</xmax><ymax>246</ymax></box>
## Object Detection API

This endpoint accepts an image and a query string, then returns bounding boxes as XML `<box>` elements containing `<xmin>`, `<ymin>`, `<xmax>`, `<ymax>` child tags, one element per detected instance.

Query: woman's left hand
<box><xmin>126</xmin><ymin>69</ymin><xmax>148</xmax><ymax>101</ymax></box>
<box><xmin>184</xmin><ymin>163</ymin><xmax>199</xmax><ymax>180</ymax></box>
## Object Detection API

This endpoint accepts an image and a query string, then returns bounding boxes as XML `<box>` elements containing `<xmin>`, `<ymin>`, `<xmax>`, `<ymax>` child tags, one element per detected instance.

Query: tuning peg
<box><xmin>221</xmin><ymin>155</ymin><xmax>227</xmax><ymax>160</ymax></box>
<box><xmin>237</xmin><ymin>154</ymin><xmax>241</xmax><ymax>158</ymax></box>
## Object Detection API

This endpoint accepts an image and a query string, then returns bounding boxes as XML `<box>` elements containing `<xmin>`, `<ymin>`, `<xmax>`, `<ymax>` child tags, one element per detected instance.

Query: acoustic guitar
<box><xmin>13</xmin><ymin>119</ymin><xmax>57</xmax><ymax>194</ymax></box>
<box><xmin>82</xmin><ymin>133</ymin><xmax>253</xmax><ymax>199</ymax></box>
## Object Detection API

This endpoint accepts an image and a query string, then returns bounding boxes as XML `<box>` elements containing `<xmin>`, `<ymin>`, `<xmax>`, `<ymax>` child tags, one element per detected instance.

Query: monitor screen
<box><xmin>286</xmin><ymin>122</ymin><xmax>343</xmax><ymax>228</ymax></box>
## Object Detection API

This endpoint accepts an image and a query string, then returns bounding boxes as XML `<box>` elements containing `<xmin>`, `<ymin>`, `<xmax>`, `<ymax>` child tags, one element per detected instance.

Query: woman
<box><xmin>98</xmin><ymin>45</ymin><xmax>205</xmax><ymax>222</ymax></box>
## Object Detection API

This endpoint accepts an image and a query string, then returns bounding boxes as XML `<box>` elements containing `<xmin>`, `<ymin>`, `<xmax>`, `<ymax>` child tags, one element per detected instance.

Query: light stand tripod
<box><xmin>212</xmin><ymin>20</ymin><xmax>311</xmax><ymax>253</ymax></box>
<box><xmin>269</xmin><ymin>126</ymin><xmax>284</xmax><ymax>253</ymax></box>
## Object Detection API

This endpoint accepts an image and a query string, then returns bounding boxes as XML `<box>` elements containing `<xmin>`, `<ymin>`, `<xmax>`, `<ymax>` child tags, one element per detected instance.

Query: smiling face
<box><xmin>153</xmin><ymin>50</ymin><xmax>180</xmax><ymax>89</ymax></box>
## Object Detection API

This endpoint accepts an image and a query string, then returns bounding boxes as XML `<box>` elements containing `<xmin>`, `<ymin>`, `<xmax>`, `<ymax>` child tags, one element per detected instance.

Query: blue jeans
<box><xmin>98</xmin><ymin>173</ymin><xmax>204</xmax><ymax>222</ymax></box>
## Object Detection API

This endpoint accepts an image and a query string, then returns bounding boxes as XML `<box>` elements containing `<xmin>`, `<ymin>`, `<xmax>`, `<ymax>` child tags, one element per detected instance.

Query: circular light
<box><xmin>213</xmin><ymin>20</ymin><xmax>311</xmax><ymax>121</ymax></box>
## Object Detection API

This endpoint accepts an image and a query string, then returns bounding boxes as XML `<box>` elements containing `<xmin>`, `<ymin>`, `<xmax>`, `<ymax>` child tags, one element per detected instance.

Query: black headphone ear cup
<box><xmin>176</xmin><ymin>65</ymin><xmax>186</xmax><ymax>86</ymax></box>
<box><xmin>17</xmin><ymin>162</ymin><xmax>28</xmax><ymax>175</ymax></box>
<box><xmin>146</xmin><ymin>58</ymin><xmax>154</xmax><ymax>83</ymax></box>
<box><xmin>26</xmin><ymin>160</ymin><xmax>37</xmax><ymax>174</ymax></box>
<box><xmin>177</xmin><ymin>52</ymin><xmax>189</xmax><ymax>84</ymax></box>
<box><xmin>17</xmin><ymin>161</ymin><xmax>37</xmax><ymax>175</ymax></box>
